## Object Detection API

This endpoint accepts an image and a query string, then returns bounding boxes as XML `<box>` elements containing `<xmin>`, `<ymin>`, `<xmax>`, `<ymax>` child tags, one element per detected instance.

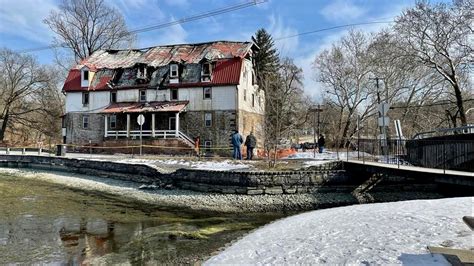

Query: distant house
<box><xmin>61</xmin><ymin>41</ymin><xmax>264</xmax><ymax>154</ymax></box>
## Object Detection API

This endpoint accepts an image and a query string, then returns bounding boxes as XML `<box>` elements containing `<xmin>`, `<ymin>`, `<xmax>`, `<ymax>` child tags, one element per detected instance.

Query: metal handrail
<box><xmin>412</xmin><ymin>125</ymin><xmax>474</xmax><ymax>139</ymax></box>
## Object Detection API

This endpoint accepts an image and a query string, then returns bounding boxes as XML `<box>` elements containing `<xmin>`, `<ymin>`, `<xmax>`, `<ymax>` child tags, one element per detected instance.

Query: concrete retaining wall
<box><xmin>0</xmin><ymin>155</ymin><xmax>347</xmax><ymax>195</ymax></box>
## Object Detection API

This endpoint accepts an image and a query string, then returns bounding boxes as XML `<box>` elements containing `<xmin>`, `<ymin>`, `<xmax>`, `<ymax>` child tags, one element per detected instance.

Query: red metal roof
<box><xmin>101</xmin><ymin>101</ymin><xmax>189</xmax><ymax>113</ymax></box>
<box><xmin>62</xmin><ymin>69</ymin><xmax>81</xmax><ymax>92</ymax></box>
<box><xmin>212</xmin><ymin>58</ymin><xmax>242</xmax><ymax>85</ymax></box>
<box><xmin>168</xmin><ymin>58</ymin><xmax>242</xmax><ymax>88</ymax></box>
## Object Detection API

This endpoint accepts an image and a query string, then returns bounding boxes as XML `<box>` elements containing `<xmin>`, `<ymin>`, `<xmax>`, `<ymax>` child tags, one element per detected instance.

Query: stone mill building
<box><xmin>61</xmin><ymin>41</ymin><xmax>265</xmax><ymax>153</ymax></box>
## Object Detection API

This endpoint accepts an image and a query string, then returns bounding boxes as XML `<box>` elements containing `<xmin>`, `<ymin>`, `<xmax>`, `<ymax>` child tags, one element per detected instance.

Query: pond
<box><xmin>0</xmin><ymin>173</ymin><xmax>282</xmax><ymax>264</ymax></box>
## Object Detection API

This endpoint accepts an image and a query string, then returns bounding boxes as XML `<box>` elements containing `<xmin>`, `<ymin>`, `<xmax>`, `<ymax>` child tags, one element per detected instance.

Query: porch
<box><xmin>101</xmin><ymin>101</ymin><xmax>194</xmax><ymax>146</ymax></box>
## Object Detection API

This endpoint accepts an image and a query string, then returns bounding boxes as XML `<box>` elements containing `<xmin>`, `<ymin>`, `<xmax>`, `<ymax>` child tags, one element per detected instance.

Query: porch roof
<box><xmin>101</xmin><ymin>101</ymin><xmax>189</xmax><ymax>114</ymax></box>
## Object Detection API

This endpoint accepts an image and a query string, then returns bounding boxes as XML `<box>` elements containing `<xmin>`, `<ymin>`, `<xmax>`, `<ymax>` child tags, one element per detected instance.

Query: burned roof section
<box><xmin>79</xmin><ymin>41</ymin><xmax>255</xmax><ymax>70</ymax></box>
<box><xmin>63</xmin><ymin>41</ymin><xmax>255</xmax><ymax>92</ymax></box>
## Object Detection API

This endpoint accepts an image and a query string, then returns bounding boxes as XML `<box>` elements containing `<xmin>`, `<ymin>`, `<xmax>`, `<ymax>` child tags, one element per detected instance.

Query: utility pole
<box><xmin>371</xmin><ymin>77</ymin><xmax>389</xmax><ymax>160</ymax></box>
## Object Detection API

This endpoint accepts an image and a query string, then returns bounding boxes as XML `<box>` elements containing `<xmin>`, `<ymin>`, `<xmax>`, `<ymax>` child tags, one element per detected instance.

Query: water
<box><xmin>0</xmin><ymin>173</ymin><xmax>281</xmax><ymax>264</ymax></box>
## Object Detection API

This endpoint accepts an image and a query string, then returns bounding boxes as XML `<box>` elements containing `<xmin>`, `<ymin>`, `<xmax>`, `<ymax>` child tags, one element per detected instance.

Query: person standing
<box><xmin>318</xmin><ymin>135</ymin><xmax>326</xmax><ymax>153</ymax></box>
<box><xmin>231</xmin><ymin>130</ymin><xmax>243</xmax><ymax>160</ymax></box>
<box><xmin>244</xmin><ymin>131</ymin><xmax>257</xmax><ymax>160</ymax></box>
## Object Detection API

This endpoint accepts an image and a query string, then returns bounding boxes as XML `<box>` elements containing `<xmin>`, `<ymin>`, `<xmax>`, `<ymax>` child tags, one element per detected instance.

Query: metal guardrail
<box><xmin>346</xmin><ymin>138</ymin><xmax>474</xmax><ymax>172</ymax></box>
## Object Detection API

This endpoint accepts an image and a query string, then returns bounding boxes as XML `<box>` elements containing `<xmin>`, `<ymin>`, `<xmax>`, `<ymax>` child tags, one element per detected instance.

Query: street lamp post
<box><xmin>309</xmin><ymin>105</ymin><xmax>324</xmax><ymax>158</ymax></box>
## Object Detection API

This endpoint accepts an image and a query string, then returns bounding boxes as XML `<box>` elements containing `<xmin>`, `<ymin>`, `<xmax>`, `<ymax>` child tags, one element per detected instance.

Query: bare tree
<box><xmin>314</xmin><ymin>30</ymin><xmax>375</xmax><ymax>147</ymax></box>
<box><xmin>368</xmin><ymin>31</ymin><xmax>451</xmax><ymax>135</ymax></box>
<box><xmin>265</xmin><ymin>58</ymin><xmax>309</xmax><ymax>165</ymax></box>
<box><xmin>394</xmin><ymin>0</ymin><xmax>473</xmax><ymax>125</ymax></box>
<box><xmin>0</xmin><ymin>49</ymin><xmax>50</xmax><ymax>142</ymax></box>
<box><xmin>44</xmin><ymin>0</ymin><xmax>134</xmax><ymax>62</ymax></box>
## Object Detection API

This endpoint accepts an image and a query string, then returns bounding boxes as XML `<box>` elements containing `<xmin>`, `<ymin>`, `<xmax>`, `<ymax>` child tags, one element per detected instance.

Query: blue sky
<box><xmin>0</xmin><ymin>0</ymin><xmax>440</xmax><ymax>98</ymax></box>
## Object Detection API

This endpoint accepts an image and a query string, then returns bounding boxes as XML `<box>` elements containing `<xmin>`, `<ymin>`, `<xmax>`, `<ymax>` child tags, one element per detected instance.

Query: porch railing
<box><xmin>106</xmin><ymin>130</ymin><xmax>195</xmax><ymax>146</ymax></box>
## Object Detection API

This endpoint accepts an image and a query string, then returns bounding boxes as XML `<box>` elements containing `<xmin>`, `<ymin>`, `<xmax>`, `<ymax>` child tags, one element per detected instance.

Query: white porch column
<box><xmin>175</xmin><ymin>112</ymin><xmax>179</xmax><ymax>137</ymax></box>
<box><xmin>104</xmin><ymin>115</ymin><xmax>108</xmax><ymax>137</ymax></box>
<box><xmin>126</xmin><ymin>114</ymin><xmax>130</xmax><ymax>138</ymax></box>
<box><xmin>152</xmin><ymin>113</ymin><xmax>156</xmax><ymax>137</ymax></box>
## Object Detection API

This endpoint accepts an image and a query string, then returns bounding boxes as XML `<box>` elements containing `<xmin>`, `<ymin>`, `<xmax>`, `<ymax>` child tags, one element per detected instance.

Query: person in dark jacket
<box><xmin>244</xmin><ymin>131</ymin><xmax>257</xmax><ymax>160</ymax></box>
<box><xmin>318</xmin><ymin>135</ymin><xmax>326</xmax><ymax>153</ymax></box>
<box><xmin>231</xmin><ymin>130</ymin><xmax>243</xmax><ymax>160</ymax></box>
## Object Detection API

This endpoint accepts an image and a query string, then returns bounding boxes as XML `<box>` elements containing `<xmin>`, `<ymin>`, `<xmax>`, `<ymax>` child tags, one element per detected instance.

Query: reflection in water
<box><xmin>0</xmin><ymin>173</ymin><xmax>281</xmax><ymax>264</ymax></box>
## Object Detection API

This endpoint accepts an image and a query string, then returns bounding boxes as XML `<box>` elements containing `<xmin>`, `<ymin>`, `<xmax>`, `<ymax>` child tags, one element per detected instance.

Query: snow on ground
<box><xmin>206</xmin><ymin>197</ymin><xmax>473</xmax><ymax>265</ymax></box>
<box><xmin>117</xmin><ymin>158</ymin><xmax>251</xmax><ymax>171</ymax></box>
<box><xmin>285</xmin><ymin>150</ymin><xmax>372</xmax><ymax>160</ymax></box>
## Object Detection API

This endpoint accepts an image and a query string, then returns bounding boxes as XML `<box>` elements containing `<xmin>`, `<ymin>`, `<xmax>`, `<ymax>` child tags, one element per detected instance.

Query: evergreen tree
<box><xmin>252</xmin><ymin>28</ymin><xmax>279</xmax><ymax>90</ymax></box>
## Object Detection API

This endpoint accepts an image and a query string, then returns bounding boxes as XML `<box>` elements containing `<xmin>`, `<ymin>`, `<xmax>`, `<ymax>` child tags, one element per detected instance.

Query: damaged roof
<box><xmin>63</xmin><ymin>41</ymin><xmax>255</xmax><ymax>92</ymax></box>
<box><xmin>79</xmin><ymin>41</ymin><xmax>255</xmax><ymax>70</ymax></box>
<box><xmin>101</xmin><ymin>101</ymin><xmax>189</xmax><ymax>113</ymax></box>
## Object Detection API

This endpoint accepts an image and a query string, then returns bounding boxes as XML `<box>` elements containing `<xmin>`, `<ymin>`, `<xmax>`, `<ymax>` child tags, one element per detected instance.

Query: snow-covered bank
<box><xmin>206</xmin><ymin>197</ymin><xmax>473</xmax><ymax>265</ymax></box>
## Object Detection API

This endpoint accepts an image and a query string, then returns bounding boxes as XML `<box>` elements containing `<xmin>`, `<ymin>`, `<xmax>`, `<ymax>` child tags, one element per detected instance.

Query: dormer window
<box><xmin>81</xmin><ymin>68</ymin><xmax>90</xmax><ymax>87</ymax></box>
<box><xmin>202</xmin><ymin>62</ymin><xmax>212</xmax><ymax>82</ymax></box>
<box><xmin>137</xmin><ymin>65</ymin><xmax>147</xmax><ymax>79</ymax></box>
<box><xmin>170</xmin><ymin>64</ymin><xmax>178</xmax><ymax>78</ymax></box>
<box><xmin>203</xmin><ymin>62</ymin><xmax>211</xmax><ymax>76</ymax></box>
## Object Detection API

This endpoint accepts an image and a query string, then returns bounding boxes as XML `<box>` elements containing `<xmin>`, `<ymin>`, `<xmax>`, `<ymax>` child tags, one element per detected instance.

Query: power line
<box><xmin>390</xmin><ymin>98</ymin><xmax>474</xmax><ymax>109</ymax></box>
<box><xmin>274</xmin><ymin>21</ymin><xmax>393</xmax><ymax>41</ymax></box>
<box><xmin>128</xmin><ymin>0</ymin><xmax>267</xmax><ymax>34</ymax></box>
<box><xmin>17</xmin><ymin>0</ymin><xmax>268</xmax><ymax>53</ymax></box>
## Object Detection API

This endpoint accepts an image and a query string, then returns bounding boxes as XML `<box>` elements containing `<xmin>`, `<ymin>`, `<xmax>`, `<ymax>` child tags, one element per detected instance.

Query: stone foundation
<box><xmin>64</xmin><ymin>112</ymin><xmax>105</xmax><ymax>145</ymax></box>
<box><xmin>238</xmin><ymin>109</ymin><xmax>265</xmax><ymax>149</ymax></box>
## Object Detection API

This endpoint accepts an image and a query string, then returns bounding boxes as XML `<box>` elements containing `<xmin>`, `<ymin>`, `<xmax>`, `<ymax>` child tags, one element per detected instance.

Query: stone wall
<box><xmin>238</xmin><ymin>110</ymin><xmax>265</xmax><ymax>149</ymax></box>
<box><xmin>64</xmin><ymin>112</ymin><xmax>105</xmax><ymax>145</ymax></box>
<box><xmin>0</xmin><ymin>155</ymin><xmax>348</xmax><ymax>195</ymax></box>
<box><xmin>180</xmin><ymin>110</ymin><xmax>236</xmax><ymax>154</ymax></box>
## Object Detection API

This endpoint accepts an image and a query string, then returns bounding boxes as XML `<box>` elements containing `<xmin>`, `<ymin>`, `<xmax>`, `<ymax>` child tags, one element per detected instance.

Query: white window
<box><xmin>252</xmin><ymin>93</ymin><xmax>255</xmax><ymax>107</ymax></box>
<box><xmin>82</xmin><ymin>92</ymin><xmax>89</xmax><ymax>106</ymax></box>
<box><xmin>81</xmin><ymin>68</ymin><xmax>89</xmax><ymax>87</ymax></box>
<box><xmin>244</xmin><ymin>89</ymin><xmax>247</xmax><ymax>101</ymax></box>
<box><xmin>170</xmin><ymin>64</ymin><xmax>178</xmax><ymax>78</ymax></box>
<box><xmin>139</xmin><ymin>90</ymin><xmax>147</xmax><ymax>102</ymax></box>
<box><xmin>205</xmin><ymin>113</ymin><xmax>212</xmax><ymax>127</ymax></box>
<box><xmin>110</xmin><ymin>91</ymin><xmax>117</xmax><ymax>103</ymax></box>
<box><xmin>170</xmin><ymin>89</ymin><xmax>178</xmax><ymax>101</ymax></box>
<box><xmin>82</xmin><ymin>115</ymin><xmax>89</xmax><ymax>129</ymax></box>
<box><xmin>203</xmin><ymin>87</ymin><xmax>212</xmax><ymax>99</ymax></box>
<box><xmin>109</xmin><ymin>115</ymin><xmax>117</xmax><ymax>129</ymax></box>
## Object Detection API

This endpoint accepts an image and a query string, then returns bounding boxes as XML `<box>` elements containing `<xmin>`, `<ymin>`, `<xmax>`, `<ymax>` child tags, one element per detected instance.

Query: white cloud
<box><xmin>320</xmin><ymin>0</ymin><xmax>366</xmax><ymax>22</ymax></box>
<box><xmin>0</xmin><ymin>0</ymin><xmax>57</xmax><ymax>45</ymax></box>
<box><xmin>268</xmin><ymin>15</ymin><xmax>299</xmax><ymax>58</ymax></box>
